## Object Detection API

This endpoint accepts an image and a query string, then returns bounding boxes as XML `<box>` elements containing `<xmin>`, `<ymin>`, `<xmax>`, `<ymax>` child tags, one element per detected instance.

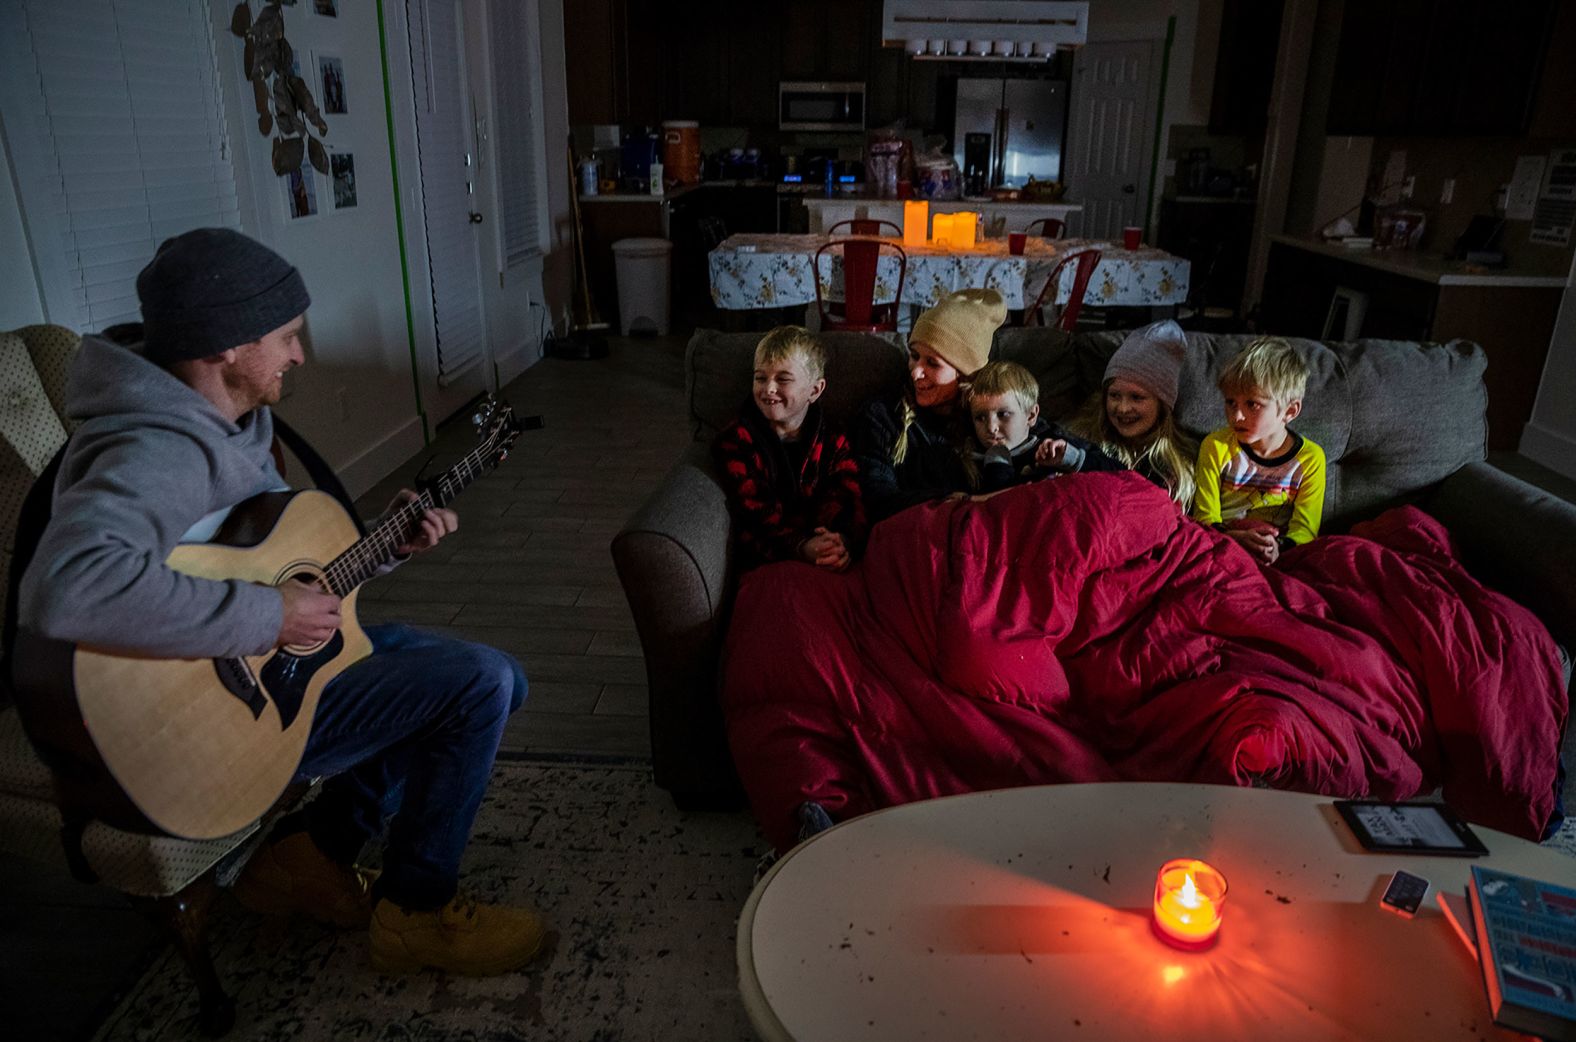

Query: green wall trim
<box><xmin>1145</xmin><ymin>15</ymin><xmax>1177</xmax><ymax>240</ymax></box>
<box><xmin>375</xmin><ymin>0</ymin><xmax>429</xmax><ymax>444</ymax></box>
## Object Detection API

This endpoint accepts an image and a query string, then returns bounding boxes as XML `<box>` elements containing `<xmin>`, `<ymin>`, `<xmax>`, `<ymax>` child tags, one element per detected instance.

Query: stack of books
<box><xmin>1439</xmin><ymin>867</ymin><xmax>1576</xmax><ymax>1041</ymax></box>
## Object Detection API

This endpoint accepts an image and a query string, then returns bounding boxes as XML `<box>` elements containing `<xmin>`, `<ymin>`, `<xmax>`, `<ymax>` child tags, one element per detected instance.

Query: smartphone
<box><xmin>1379</xmin><ymin>870</ymin><xmax>1430</xmax><ymax>918</ymax></box>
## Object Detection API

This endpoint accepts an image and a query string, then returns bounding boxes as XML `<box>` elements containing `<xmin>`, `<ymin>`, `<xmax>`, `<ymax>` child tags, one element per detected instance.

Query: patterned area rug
<box><xmin>90</xmin><ymin>761</ymin><xmax>1576</xmax><ymax>1042</ymax></box>
<box><xmin>94</xmin><ymin>760</ymin><xmax>762</xmax><ymax>1042</ymax></box>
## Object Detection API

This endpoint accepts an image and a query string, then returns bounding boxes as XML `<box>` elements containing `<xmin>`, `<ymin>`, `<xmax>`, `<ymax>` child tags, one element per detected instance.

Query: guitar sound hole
<box><xmin>278</xmin><ymin>568</ymin><xmax>336</xmax><ymax>655</ymax></box>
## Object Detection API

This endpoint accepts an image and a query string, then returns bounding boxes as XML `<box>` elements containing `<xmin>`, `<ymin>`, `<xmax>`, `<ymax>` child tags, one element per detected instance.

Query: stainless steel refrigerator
<box><xmin>952</xmin><ymin>79</ymin><xmax>1067</xmax><ymax>191</ymax></box>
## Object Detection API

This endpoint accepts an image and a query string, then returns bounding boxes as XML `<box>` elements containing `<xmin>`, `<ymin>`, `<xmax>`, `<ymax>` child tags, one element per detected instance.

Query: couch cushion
<box><xmin>686</xmin><ymin>329</ymin><xmax>907</xmax><ymax>440</ymax></box>
<box><xmin>990</xmin><ymin>327</ymin><xmax>1080</xmax><ymax>421</ymax></box>
<box><xmin>1333</xmin><ymin>338</ymin><xmax>1487</xmax><ymax>523</ymax></box>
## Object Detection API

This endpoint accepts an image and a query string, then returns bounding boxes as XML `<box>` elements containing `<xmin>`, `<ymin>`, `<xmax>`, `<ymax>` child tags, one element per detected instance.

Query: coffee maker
<box><xmin>963</xmin><ymin>133</ymin><xmax>992</xmax><ymax>197</ymax></box>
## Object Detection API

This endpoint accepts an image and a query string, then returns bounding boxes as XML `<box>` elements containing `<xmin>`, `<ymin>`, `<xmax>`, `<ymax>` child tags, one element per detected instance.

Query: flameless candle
<box><xmin>953</xmin><ymin>211</ymin><xmax>978</xmax><ymax>249</ymax></box>
<box><xmin>1152</xmin><ymin>858</ymin><xmax>1227</xmax><ymax>950</ymax></box>
<box><xmin>903</xmin><ymin>200</ymin><xmax>929</xmax><ymax>247</ymax></box>
<box><xmin>931</xmin><ymin>213</ymin><xmax>955</xmax><ymax>247</ymax></box>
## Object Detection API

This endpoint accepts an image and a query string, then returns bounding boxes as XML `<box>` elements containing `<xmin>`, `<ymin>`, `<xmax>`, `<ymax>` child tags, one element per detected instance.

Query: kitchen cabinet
<box><xmin>1325</xmin><ymin>0</ymin><xmax>1553</xmax><ymax>136</ymax></box>
<box><xmin>565</xmin><ymin>0</ymin><xmax>945</xmax><ymax>136</ymax></box>
<box><xmin>727</xmin><ymin>6</ymin><xmax>782</xmax><ymax>128</ymax></box>
<box><xmin>1260</xmin><ymin>238</ymin><xmax>1565</xmax><ymax>449</ymax></box>
<box><xmin>781</xmin><ymin>0</ymin><xmax>869</xmax><ymax>82</ymax></box>
<box><xmin>564</xmin><ymin>0</ymin><xmax>618</xmax><ymax>125</ymax></box>
<box><xmin>663</xmin><ymin>4</ymin><xmax>731</xmax><ymax>125</ymax></box>
<box><xmin>1208</xmin><ymin>0</ymin><xmax>1285</xmax><ymax>135</ymax></box>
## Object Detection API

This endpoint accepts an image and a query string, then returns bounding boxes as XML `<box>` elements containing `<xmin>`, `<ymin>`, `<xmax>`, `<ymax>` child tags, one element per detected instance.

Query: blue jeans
<box><xmin>293</xmin><ymin>624</ymin><xmax>527</xmax><ymax>910</ymax></box>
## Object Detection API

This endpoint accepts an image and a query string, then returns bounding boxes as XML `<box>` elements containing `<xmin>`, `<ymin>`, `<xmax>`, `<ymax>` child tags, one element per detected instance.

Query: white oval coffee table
<box><xmin>737</xmin><ymin>783</ymin><xmax>1574</xmax><ymax>1041</ymax></box>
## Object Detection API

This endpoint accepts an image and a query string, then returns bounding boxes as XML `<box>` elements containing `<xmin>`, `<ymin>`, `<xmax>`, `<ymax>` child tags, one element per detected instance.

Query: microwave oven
<box><xmin>779</xmin><ymin>82</ymin><xmax>865</xmax><ymax>132</ymax></box>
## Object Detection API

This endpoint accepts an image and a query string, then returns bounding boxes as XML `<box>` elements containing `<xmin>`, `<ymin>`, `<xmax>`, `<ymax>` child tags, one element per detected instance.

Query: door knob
<box><xmin>1122</xmin><ymin>184</ymin><xmax>1137</xmax><ymax>194</ymax></box>
<box><xmin>469</xmin><ymin>212</ymin><xmax>484</xmax><ymax>224</ymax></box>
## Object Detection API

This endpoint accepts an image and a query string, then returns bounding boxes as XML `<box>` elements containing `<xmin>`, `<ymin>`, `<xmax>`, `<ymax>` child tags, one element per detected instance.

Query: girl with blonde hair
<box><xmin>1066</xmin><ymin>320</ymin><xmax>1198</xmax><ymax>510</ymax></box>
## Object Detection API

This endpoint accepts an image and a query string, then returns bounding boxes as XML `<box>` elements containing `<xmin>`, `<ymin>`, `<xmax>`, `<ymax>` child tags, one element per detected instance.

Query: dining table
<box><xmin>707</xmin><ymin>233</ymin><xmax>1192</xmax><ymax>314</ymax></box>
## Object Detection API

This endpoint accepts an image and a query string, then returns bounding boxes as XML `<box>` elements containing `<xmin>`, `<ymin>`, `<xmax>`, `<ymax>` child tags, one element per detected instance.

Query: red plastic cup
<box><xmin>1123</xmin><ymin>226</ymin><xmax>1142</xmax><ymax>250</ymax></box>
<box><xmin>1008</xmin><ymin>231</ymin><xmax>1027</xmax><ymax>255</ymax></box>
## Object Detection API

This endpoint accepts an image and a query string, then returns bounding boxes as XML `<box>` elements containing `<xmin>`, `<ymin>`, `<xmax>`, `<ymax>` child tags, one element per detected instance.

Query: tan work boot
<box><xmin>232</xmin><ymin>831</ymin><xmax>377</xmax><ymax>929</ymax></box>
<box><xmin>369</xmin><ymin>893</ymin><xmax>550</xmax><ymax>976</ymax></box>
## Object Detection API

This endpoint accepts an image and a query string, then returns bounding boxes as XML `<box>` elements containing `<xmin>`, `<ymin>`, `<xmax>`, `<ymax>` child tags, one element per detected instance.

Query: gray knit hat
<box><xmin>1103</xmin><ymin>319</ymin><xmax>1187</xmax><ymax>409</ymax></box>
<box><xmin>137</xmin><ymin>228</ymin><xmax>310</xmax><ymax>364</ymax></box>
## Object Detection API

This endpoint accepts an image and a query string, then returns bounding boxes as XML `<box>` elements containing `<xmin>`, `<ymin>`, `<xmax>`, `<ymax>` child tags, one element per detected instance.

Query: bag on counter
<box><xmin>866</xmin><ymin>131</ymin><xmax>912</xmax><ymax>199</ymax></box>
<box><xmin>914</xmin><ymin>145</ymin><xmax>961</xmax><ymax>201</ymax></box>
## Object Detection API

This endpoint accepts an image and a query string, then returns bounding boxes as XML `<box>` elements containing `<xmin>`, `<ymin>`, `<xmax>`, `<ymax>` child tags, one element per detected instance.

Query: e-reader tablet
<box><xmin>1334</xmin><ymin>800</ymin><xmax>1489</xmax><ymax>857</ymax></box>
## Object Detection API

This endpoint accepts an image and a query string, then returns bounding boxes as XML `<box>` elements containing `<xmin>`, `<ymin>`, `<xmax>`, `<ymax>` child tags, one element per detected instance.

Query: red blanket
<box><xmin>721</xmin><ymin>473</ymin><xmax>1567</xmax><ymax>852</ymax></box>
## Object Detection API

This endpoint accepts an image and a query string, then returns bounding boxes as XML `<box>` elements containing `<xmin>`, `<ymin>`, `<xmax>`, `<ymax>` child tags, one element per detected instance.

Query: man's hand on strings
<box><xmin>385</xmin><ymin>489</ymin><xmax>459</xmax><ymax>555</ymax></box>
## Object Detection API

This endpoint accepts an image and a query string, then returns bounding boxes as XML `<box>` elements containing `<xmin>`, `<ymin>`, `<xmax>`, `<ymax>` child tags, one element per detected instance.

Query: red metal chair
<box><xmin>813</xmin><ymin>238</ymin><xmax>907</xmax><ymax>332</ymax></box>
<box><xmin>1022</xmin><ymin>248</ymin><xmax>1102</xmax><ymax>330</ymax></box>
<box><xmin>827</xmin><ymin>218</ymin><xmax>902</xmax><ymax>238</ymax></box>
<box><xmin>1023</xmin><ymin>217</ymin><xmax>1066</xmax><ymax>240</ymax></box>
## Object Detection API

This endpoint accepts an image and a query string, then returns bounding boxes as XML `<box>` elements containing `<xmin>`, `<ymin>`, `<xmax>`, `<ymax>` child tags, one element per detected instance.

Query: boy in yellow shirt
<box><xmin>1192</xmin><ymin>338</ymin><xmax>1326</xmax><ymax>565</ymax></box>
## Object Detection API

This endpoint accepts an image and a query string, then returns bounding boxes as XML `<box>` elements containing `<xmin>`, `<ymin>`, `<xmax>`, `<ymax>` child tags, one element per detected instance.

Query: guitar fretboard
<box><xmin>319</xmin><ymin>439</ymin><xmax>499</xmax><ymax>597</ymax></box>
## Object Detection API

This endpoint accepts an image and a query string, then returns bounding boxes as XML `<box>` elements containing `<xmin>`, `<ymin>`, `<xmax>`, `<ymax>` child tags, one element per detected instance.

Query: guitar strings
<box><xmin>319</xmin><ymin>437</ymin><xmax>500</xmax><ymax>597</ymax></box>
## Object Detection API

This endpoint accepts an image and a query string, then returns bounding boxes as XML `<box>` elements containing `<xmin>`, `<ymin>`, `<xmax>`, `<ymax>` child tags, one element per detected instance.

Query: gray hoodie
<box><xmin>19</xmin><ymin>335</ymin><xmax>286</xmax><ymax>658</ymax></box>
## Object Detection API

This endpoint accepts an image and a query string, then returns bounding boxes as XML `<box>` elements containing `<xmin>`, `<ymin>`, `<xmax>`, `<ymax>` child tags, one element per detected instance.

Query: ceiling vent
<box><xmin>881</xmin><ymin>1</ymin><xmax>1089</xmax><ymax>60</ymax></box>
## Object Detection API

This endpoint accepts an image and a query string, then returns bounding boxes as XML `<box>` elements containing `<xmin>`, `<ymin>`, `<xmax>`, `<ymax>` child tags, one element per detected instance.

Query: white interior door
<box><xmin>1064</xmin><ymin>40</ymin><xmax>1157</xmax><ymax>240</ymax></box>
<box><xmin>407</xmin><ymin>0</ymin><xmax>491</xmax><ymax>419</ymax></box>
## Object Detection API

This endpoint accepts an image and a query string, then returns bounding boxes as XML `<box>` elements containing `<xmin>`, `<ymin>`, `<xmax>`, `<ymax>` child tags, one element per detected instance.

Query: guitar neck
<box><xmin>320</xmin><ymin>442</ymin><xmax>495</xmax><ymax>596</ymax></box>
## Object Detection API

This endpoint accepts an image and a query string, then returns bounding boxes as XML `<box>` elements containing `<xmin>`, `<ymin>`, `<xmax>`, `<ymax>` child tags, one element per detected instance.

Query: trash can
<box><xmin>611</xmin><ymin>237</ymin><xmax>673</xmax><ymax>336</ymax></box>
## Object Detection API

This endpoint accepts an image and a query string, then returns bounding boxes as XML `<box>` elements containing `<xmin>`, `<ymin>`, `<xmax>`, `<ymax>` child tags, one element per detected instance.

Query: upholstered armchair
<box><xmin>1</xmin><ymin>324</ymin><xmax>252</xmax><ymax>1036</ymax></box>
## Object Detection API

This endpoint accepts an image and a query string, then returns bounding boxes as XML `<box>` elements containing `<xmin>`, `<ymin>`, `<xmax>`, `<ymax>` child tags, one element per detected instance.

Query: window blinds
<box><xmin>2</xmin><ymin>0</ymin><xmax>241</xmax><ymax>333</ymax></box>
<box><xmin>487</xmin><ymin>1</ymin><xmax>541</xmax><ymax>268</ymax></box>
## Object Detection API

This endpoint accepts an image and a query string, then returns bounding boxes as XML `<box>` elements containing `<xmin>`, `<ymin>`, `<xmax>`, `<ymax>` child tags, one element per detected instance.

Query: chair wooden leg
<box><xmin>146</xmin><ymin>873</ymin><xmax>235</xmax><ymax>1037</ymax></box>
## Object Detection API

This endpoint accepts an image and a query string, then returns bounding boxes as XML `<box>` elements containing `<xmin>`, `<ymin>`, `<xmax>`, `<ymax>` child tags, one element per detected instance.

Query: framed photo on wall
<box><xmin>314</xmin><ymin>0</ymin><xmax>337</xmax><ymax>15</ymax></box>
<box><xmin>317</xmin><ymin>53</ymin><xmax>346</xmax><ymax>114</ymax></box>
<box><xmin>330</xmin><ymin>151</ymin><xmax>357</xmax><ymax>210</ymax></box>
<box><xmin>283</xmin><ymin>167</ymin><xmax>319</xmax><ymax>220</ymax></box>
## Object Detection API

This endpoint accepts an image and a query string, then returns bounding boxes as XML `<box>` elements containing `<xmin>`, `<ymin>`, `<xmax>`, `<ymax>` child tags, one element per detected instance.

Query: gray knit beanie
<box><xmin>136</xmin><ymin>228</ymin><xmax>310</xmax><ymax>364</ymax></box>
<box><xmin>1103</xmin><ymin>319</ymin><xmax>1187</xmax><ymax>409</ymax></box>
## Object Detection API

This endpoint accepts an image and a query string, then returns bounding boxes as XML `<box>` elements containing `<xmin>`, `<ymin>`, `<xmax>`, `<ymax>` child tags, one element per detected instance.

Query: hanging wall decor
<box><xmin>231</xmin><ymin>1</ymin><xmax>330</xmax><ymax>177</ymax></box>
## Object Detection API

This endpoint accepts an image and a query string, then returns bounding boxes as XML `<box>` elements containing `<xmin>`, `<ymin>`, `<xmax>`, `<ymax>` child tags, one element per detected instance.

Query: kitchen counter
<box><xmin>1262</xmin><ymin>236</ymin><xmax>1567</xmax><ymax>450</ymax></box>
<box><xmin>800</xmin><ymin>197</ymin><xmax>1082</xmax><ymax>235</ymax></box>
<box><xmin>1269</xmin><ymin>234</ymin><xmax>1568</xmax><ymax>289</ymax></box>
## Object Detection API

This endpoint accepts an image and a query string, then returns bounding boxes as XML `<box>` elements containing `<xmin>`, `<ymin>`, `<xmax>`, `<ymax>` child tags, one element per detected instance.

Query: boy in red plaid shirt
<box><xmin>713</xmin><ymin>327</ymin><xmax>866</xmax><ymax>571</ymax></box>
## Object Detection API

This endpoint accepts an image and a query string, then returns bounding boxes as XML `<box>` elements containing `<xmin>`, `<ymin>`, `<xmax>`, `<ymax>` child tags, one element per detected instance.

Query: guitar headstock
<box><xmin>472</xmin><ymin>394</ymin><xmax>524</xmax><ymax>468</ymax></box>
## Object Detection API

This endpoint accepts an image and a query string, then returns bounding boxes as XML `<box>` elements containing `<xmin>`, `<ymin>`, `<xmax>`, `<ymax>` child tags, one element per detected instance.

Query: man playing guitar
<box><xmin>15</xmin><ymin>228</ymin><xmax>547</xmax><ymax>977</ymax></box>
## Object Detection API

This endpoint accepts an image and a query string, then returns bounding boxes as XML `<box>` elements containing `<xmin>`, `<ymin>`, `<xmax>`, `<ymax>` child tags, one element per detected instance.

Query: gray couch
<box><xmin>612</xmin><ymin>327</ymin><xmax>1576</xmax><ymax>808</ymax></box>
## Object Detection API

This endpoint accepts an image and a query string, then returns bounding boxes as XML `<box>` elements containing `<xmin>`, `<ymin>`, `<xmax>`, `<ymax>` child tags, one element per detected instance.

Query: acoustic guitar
<box><xmin>12</xmin><ymin>396</ymin><xmax>529</xmax><ymax>840</ymax></box>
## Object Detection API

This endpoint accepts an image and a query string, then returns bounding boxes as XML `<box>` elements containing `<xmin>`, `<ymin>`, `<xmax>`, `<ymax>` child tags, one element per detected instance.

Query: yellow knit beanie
<box><xmin>909</xmin><ymin>288</ymin><xmax>1006</xmax><ymax>377</ymax></box>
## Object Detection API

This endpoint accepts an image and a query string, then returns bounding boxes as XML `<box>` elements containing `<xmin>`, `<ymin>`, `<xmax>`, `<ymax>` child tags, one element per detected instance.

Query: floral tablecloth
<box><xmin>707</xmin><ymin>234</ymin><xmax>1191</xmax><ymax>311</ymax></box>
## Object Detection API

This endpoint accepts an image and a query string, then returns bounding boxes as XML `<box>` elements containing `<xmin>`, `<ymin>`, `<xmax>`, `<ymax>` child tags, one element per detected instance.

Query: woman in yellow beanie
<box><xmin>852</xmin><ymin>288</ymin><xmax>1007</xmax><ymax>521</ymax></box>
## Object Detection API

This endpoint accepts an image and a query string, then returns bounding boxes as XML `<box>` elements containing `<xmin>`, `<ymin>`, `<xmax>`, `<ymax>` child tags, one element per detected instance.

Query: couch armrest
<box><xmin>610</xmin><ymin>443</ymin><xmax>742</xmax><ymax>807</ymax></box>
<box><xmin>1426</xmin><ymin>461</ymin><xmax>1576</xmax><ymax>650</ymax></box>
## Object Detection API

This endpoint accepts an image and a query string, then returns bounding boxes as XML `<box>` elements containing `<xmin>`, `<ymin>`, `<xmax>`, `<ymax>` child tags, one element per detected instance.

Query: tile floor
<box><xmin>353</xmin><ymin>332</ymin><xmax>691</xmax><ymax>761</ymax></box>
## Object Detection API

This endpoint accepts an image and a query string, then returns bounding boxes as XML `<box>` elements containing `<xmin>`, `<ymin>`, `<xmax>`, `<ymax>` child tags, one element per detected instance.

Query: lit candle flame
<box><xmin>1178</xmin><ymin>872</ymin><xmax>1200</xmax><ymax>909</ymax></box>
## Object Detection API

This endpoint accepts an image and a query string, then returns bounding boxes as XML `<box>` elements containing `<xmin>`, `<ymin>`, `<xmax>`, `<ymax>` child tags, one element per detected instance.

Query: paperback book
<box><xmin>1467</xmin><ymin>866</ymin><xmax>1576</xmax><ymax>1042</ymax></box>
<box><xmin>1437</xmin><ymin>889</ymin><xmax>1478</xmax><ymax>961</ymax></box>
